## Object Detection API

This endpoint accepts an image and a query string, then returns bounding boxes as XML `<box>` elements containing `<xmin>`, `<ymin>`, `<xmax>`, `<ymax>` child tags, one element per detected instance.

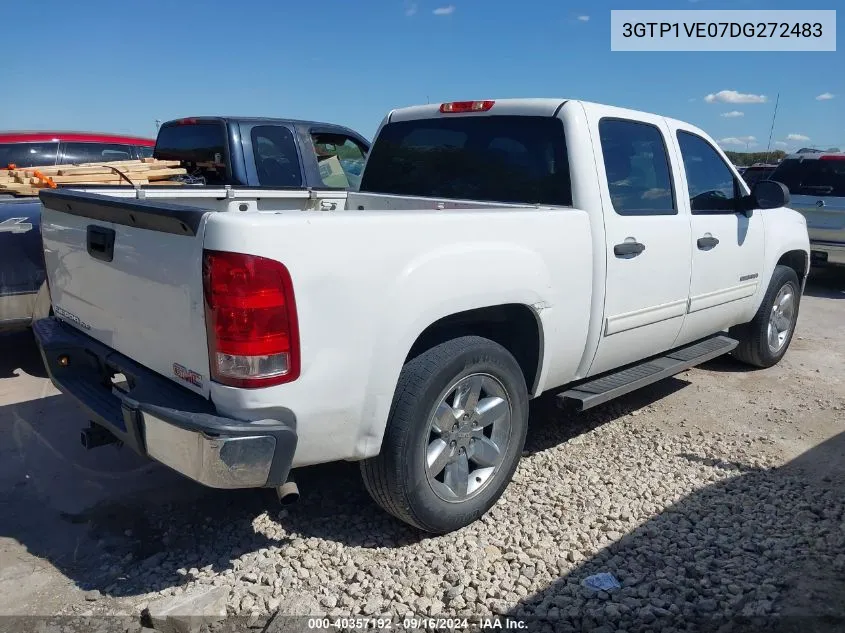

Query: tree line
<box><xmin>723</xmin><ymin>150</ymin><xmax>787</xmax><ymax>166</ymax></box>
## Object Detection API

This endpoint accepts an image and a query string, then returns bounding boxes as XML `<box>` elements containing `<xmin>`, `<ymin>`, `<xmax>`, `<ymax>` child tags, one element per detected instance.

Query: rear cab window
<box><xmin>0</xmin><ymin>142</ymin><xmax>59</xmax><ymax>168</ymax></box>
<box><xmin>360</xmin><ymin>115</ymin><xmax>571</xmax><ymax>206</ymax></box>
<box><xmin>769</xmin><ymin>157</ymin><xmax>845</xmax><ymax>197</ymax></box>
<box><xmin>154</xmin><ymin>121</ymin><xmax>230</xmax><ymax>185</ymax></box>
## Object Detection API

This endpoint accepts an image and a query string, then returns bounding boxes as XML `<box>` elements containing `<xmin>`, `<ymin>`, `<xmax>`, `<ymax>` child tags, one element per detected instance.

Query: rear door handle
<box><xmin>613</xmin><ymin>241</ymin><xmax>646</xmax><ymax>257</ymax></box>
<box><xmin>697</xmin><ymin>236</ymin><xmax>720</xmax><ymax>250</ymax></box>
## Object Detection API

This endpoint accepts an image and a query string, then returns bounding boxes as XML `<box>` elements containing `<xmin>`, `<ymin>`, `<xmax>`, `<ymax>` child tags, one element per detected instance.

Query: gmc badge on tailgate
<box><xmin>173</xmin><ymin>363</ymin><xmax>203</xmax><ymax>389</ymax></box>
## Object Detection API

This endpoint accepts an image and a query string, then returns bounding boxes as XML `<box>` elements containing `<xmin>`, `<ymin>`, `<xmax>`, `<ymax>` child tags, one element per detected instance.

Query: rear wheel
<box><xmin>730</xmin><ymin>265</ymin><xmax>801</xmax><ymax>368</ymax></box>
<box><xmin>360</xmin><ymin>336</ymin><xmax>528</xmax><ymax>534</ymax></box>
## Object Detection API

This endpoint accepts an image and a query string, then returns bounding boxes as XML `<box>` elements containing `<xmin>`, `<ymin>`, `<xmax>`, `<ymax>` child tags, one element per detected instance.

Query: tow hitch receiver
<box><xmin>80</xmin><ymin>422</ymin><xmax>119</xmax><ymax>449</ymax></box>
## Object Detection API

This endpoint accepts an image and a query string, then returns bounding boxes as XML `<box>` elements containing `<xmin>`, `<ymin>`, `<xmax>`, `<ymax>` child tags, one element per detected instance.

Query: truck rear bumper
<box><xmin>810</xmin><ymin>241</ymin><xmax>845</xmax><ymax>266</ymax></box>
<box><xmin>32</xmin><ymin>317</ymin><xmax>297</xmax><ymax>489</ymax></box>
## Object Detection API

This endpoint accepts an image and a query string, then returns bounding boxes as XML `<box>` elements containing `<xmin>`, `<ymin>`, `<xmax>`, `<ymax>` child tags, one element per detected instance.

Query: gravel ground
<box><xmin>1</xmin><ymin>268</ymin><xmax>843</xmax><ymax>632</ymax></box>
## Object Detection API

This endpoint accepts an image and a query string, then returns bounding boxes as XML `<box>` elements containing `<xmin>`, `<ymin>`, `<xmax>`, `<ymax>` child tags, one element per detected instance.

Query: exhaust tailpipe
<box><xmin>80</xmin><ymin>424</ymin><xmax>118</xmax><ymax>450</ymax></box>
<box><xmin>276</xmin><ymin>480</ymin><xmax>300</xmax><ymax>505</ymax></box>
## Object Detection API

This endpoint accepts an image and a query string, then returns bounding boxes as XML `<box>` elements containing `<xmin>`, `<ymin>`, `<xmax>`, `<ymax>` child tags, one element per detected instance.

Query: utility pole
<box><xmin>764</xmin><ymin>92</ymin><xmax>780</xmax><ymax>163</ymax></box>
<box><xmin>155</xmin><ymin>119</ymin><xmax>162</xmax><ymax>131</ymax></box>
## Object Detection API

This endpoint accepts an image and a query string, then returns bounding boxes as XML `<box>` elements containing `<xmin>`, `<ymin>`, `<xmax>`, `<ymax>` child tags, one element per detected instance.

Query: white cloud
<box><xmin>577</xmin><ymin>15</ymin><xmax>590</xmax><ymax>22</ymax></box>
<box><xmin>720</xmin><ymin>111</ymin><xmax>744</xmax><ymax>118</ymax></box>
<box><xmin>404</xmin><ymin>2</ymin><xmax>418</xmax><ymax>16</ymax></box>
<box><xmin>433</xmin><ymin>5</ymin><xmax>455</xmax><ymax>15</ymax></box>
<box><xmin>718</xmin><ymin>136</ymin><xmax>758</xmax><ymax>147</ymax></box>
<box><xmin>816</xmin><ymin>92</ymin><xmax>835</xmax><ymax>101</ymax></box>
<box><xmin>704</xmin><ymin>90</ymin><xmax>768</xmax><ymax>104</ymax></box>
<box><xmin>774</xmin><ymin>141</ymin><xmax>789</xmax><ymax>148</ymax></box>
<box><xmin>786</xmin><ymin>133</ymin><xmax>810</xmax><ymax>142</ymax></box>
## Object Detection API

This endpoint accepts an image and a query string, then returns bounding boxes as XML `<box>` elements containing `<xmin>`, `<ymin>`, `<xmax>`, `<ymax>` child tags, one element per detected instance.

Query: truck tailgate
<box><xmin>39</xmin><ymin>189</ymin><xmax>212</xmax><ymax>397</ymax></box>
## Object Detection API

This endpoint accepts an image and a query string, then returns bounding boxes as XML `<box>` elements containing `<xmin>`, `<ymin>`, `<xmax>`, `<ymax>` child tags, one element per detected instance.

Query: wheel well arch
<box><xmin>405</xmin><ymin>303</ymin><xmax>544</xmax><ymax>396</ymax></box>
<box><xmin>777</xmin><ymin>250</ymin><xmax>808</xmax><ymax>283</ymax></box>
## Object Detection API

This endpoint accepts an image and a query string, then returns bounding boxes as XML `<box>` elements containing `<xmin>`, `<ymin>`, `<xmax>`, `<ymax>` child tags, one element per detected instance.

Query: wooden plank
<box><xmin>144</xmin><ymin>180</ymin><xmax>186</xmax><ymax>186</ymax></box>
<box><xmin>49</xmin><ymin>172</ymin><xmax>155</xmax><ymax>184</ymax></box>
<box><xmin>142</xmin><ymin>168</ymin><xmax>187</xmax><ymax>179</ymax></box>
<box><xmin>23</xmin><ymin>168</ymin><xmax>63</xmax><ymax>177</ymax></box>
<box><xmin>56</xmin><ymin>163</ymin><xmax>169</xmax><ymax>176</ymax></box>
<box><xmin>57</xmin><ymin>166</ymin><xmax>123</xmax><ymax>176</ymax></box>
<box><xmin>76</xmin><ymin>159</ymin><xmax>146</xmax><ymax>167</ymax></box>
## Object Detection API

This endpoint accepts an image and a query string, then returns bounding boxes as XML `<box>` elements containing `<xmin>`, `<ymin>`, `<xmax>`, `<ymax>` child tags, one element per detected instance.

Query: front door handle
<box><xmin>614</xmin><ymin>241</ymin><xmax>646</xmax><ymax>257</ymax></box>
<box><xmin>697</xmin><ymin>236</ymin><xmax>720</xmax><ymax>250</ymax></box>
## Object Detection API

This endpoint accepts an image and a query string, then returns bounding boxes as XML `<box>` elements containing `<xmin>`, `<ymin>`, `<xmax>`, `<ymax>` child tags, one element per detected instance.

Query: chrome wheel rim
<box><xmin>767</xmin><ymin>284</ymin><xmax>795</xmax><ymax>354</ymax></box>
<box><xmin>424</xmin><ymin>373</ymin><xmax>512</xmax><ymax>503</ymax></box>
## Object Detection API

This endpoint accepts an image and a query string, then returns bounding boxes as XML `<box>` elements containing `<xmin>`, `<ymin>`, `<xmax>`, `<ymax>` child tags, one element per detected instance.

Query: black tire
<box><xmin>730</xmin><ymin>265</ymin><xmax>801</xmax><ymax>368</ymax></box>
<box><xmin>360</xmin><ymin>336</ymin><xmax>529</xmax><ymax>534</ymax></box>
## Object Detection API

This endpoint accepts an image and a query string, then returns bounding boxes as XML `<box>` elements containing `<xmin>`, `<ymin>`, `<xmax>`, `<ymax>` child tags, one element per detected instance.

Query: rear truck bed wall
<box><xmin>38</xmin><ymin>98</ymin><xmax>810</xmax><ymax>472</ymax></box>
<box><xmin>70</xmin><ymin>186</ymin><xmax>350</xmax><ymax>213</ymax></box>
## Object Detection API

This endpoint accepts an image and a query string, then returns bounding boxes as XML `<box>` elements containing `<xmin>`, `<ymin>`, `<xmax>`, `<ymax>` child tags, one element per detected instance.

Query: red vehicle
<box><xmin>0</xmin><ymin>131</ymin><xmax>155</xmax><ymax>169</ymax></box>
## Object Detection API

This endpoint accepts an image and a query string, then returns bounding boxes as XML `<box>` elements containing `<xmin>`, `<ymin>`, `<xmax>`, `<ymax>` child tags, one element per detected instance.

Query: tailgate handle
<box><xmin>87</xmin><ymin>225</ymin><xmax>116</xmax><ymax>262</ymax></box>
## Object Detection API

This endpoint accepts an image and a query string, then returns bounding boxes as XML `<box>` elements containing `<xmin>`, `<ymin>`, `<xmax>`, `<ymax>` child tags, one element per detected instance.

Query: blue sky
<box><xmin>1</xmin><ymin>0</ymin><xmax>842</xmax><ymax>153</ymax></box>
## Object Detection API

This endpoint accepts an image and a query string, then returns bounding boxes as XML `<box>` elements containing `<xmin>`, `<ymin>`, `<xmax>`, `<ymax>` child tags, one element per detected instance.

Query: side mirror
<box><xmin>750</xmin><ymin>180</ymin><xmax>790</xmax><ymax>210</ymax></box>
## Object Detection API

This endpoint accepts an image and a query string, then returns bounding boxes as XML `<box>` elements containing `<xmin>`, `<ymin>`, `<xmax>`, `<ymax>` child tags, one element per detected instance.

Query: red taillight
<box><xmin>439</xmin><ymin>100</ymin><xmax>495</xmax><ymax>113</ymax></box>
<box><xmin>202</xmin><ymin>250</ymin><xmax>300</xmax><ymax>388</ymax></box>
<box><xmin>820</xmin><ymin>154</ymin><xmax>845</xmax><ymax>161</ymax></box>
<box><xmin>177</xmin><ymin>117</ymin><xmax>198</xmax><ymax>125</ymax></box>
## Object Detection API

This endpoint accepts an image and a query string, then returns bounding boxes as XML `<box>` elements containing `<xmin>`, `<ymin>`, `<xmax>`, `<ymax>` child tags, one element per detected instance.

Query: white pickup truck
<box><xmin>34</xmin><ymin>99</ymin><xmax>809</xmax><ymax>534</ymax></box>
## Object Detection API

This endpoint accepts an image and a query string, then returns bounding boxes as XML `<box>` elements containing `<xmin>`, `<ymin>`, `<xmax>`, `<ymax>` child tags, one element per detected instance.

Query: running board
<box><xmin>558</xmin><ymin>335</ymin><xmax>738</xmax><ymax>412</ymax></box>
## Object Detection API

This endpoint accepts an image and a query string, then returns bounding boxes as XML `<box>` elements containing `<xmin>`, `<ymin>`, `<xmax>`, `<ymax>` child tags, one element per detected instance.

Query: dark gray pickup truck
<box><xmin>0</xmin><ymin>116</ymin><xmax>370</xmax><ymax>332</ymax></box>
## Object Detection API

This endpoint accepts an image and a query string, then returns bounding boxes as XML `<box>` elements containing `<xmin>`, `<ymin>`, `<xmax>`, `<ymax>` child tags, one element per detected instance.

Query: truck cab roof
<box><xmin>384</xmin><ymin>97</ymin><xmax>714</xmax><ymax>143</ymax></box>
<box><xmin>160</xmin><ymin>116</ymin><xmax>367</xmax><ymax>139</ymax></box>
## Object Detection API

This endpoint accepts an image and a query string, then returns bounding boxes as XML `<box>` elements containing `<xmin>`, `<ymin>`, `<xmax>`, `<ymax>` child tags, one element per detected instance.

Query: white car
<box><xmin>34</xmin><ymin>98</ymin><xmax>809</xmax><ymax>534</ymax></box>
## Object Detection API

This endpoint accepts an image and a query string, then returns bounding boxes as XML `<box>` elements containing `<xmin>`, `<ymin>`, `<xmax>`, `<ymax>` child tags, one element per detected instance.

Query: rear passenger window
<box><xmin>252</xmin><ymin>126</ymin><xmax>302</xmax><ymax>187</ymax></box>
<box><xmin>63</xmin><ymin>142</ymin><xmax>134</xmax><ymax>164</ymax></box>
<box><xmin>677</xmin><ymin>131</ymin><xmax>741</xmax><ymax>213</ymax></box>
<box><xmin>599</xmin><ymin>119</ymin><xmax>676</xmax><ymax>216</ymax></box>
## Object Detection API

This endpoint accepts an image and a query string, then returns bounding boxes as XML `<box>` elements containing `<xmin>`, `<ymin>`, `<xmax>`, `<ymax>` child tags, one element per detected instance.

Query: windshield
<box><xmin>769</xmin><ymin>158</ymin><xmax>845</xmax><ymax>197</ymax></box>
<box><xmin>360</xmin><ymin>115</ymin><xmax>571</xmax><ymax>206</ymax></box>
